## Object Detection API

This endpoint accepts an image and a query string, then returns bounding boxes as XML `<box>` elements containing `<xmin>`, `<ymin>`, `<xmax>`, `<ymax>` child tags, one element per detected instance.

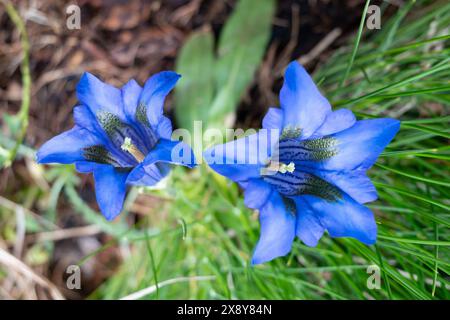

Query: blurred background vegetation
<box><xmin>0</xmin><ymin>0</ymin><xmax>449</xmax><ymax>299</ymax></box>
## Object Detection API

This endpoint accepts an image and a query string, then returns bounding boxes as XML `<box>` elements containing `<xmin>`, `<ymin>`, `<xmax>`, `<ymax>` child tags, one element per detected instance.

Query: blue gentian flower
<box><xmin>204</xmin><ymin>61</ymin><xmax>400</xmax><ymax>264</ymax></box>
<box><xmin>37</xmin><ymin>71</ymin><xmax>195</xmax><ymax>220</ymax></box>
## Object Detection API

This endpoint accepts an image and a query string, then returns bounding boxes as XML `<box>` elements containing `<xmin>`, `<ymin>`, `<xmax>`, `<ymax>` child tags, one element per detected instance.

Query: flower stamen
<box><xmin>121</xmin><ymin>137</ymin><xmax>145</xmax><ymax>163</ymax></box>
<box><xmin>260</xmin><ymin>161</ymin><xmax>295</xmax><ymax>175</ymax></box>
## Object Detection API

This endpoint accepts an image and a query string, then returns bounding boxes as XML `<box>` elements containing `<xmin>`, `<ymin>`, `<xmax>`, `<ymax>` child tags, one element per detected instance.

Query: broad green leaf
<box><xmin>209</xmin><ymin>0</ymin><xmax>275</xmax><ymax>126</ymax></box>
<box><xmin>175</xmin><ymin>0</ymin><xmax>275</xmax><ymax>133</ymax></box>
<box><xmin>175</xmin><ymin>30</ymin><xmax>215</xmax><ymax>133</ymax></box>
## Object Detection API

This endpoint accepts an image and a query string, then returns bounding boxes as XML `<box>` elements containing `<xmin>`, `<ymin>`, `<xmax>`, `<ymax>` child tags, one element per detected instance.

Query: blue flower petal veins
<box><xmin>36</xmin><ymin>71</ymin><xmax>194</xmax><ymax>220</ymax></box>
<box><xmin>262</xmin><ymin>107</ymin><xmax>283</xmax><ymax>131</ymax></box>
<box><xmin>294</xmin><ymin>197</ymin><xmax>325</xmax><ymax>247</ymax></box>
<box><xmin>93</xmin><ymin>164</ymin><xmax>129</xmax><ymax>221</ymax></box>
<box><xmin>203</xmin><ymin>129</ymin><xmax>280</xmax><ymax>183</ymax></box>
<box><xmin>76</xmin><ymin>72</ymin><xmax>126</xmax><ymax>121</ymax></box>
<box><xmin>244</xmin><ymin>179</ymin><xmax>273</xmax><ymax>210</ymax></box>
<box><xmin>311</xmin><ymin>108</ymin><xmax>356</xmax><ymax>138</ymax></box>
<box><xmin>36</xmin><ymin>126</ymin><xmax>102</xmax><ymax>164</ymax></box>
<box><xmin>280</xmin><ymin>61</ymin><xmax>331</xmax><ymax>139</ymax></box>
<box><xmin>139</xmin><ymin>71</ymin><xmax>181</xmax><ymax>127</ymax></box>
<box><xmin>205</xmin><ymin>60</ymin><xmax>400</xmax><ymax>264</ymax></box>
<box><xmin>251</xmin><ymin>191</ymin><xmax>296</xmax><ymax>265</ymax></box>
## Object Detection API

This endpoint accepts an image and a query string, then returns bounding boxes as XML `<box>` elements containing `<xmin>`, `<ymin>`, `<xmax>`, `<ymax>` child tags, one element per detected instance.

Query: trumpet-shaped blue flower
<box><xmin>204</xmin><ymin>61</ymin><xmax>400</xmax><ymax>264</ymax></box>
<box><xmin>37</xmin><ymin>71</ymin><xmax>195</xmax><ymax>220</ymax></box>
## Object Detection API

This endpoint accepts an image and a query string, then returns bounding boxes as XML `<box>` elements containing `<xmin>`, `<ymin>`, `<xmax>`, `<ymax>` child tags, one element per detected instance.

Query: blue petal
<box><xmin>93</xmin><ymin>164</ymin><xmax>129</xmax><ymax>221</ymax></box>
<box><xmin>121</xmin><ymin>79</ymin><xmax>164</xmax><ymax>152</ymax></box>
<box><xmin>126</xmin><ymin>163</ymin><xmax>170</xmax><ymax>186</ymax></box>
<box><xmin>141</xmin><ymin>138</ymin><xmax>195</xmax><ymax>168</ymax></box>
<box><xmin>280</xmin><ymin>61</ymin><xmax>331</xmax><ymax>139</ymax></box>
<box><xmin>207</xmin><ymin>163</ymin><xmax>262</xmax><ymax>183</ymax></box>
<box><xmin>122</xmin><ymin>79</ymin><xmax>142</xmax><ymax>121</ymax></box>
<box><xmin>139</xmin><ymin>71</ymin><xmax>181</xmax><ymax>127</ymax></box>
<box><xmin>243</xmin><ymin>179</ymin><xmax>273</xmax><ymax>209</ymax></box>
<box><xmin>308</xmin><ymin>118</ymin><xmax>400</xmax><ymax>171</ymax></box>
<box><xmin>73</xmin><ymin>105</ymin><xmax>108</xmax><ymax>141</ymax></box>
<box><xmin>262</xmin><ymin>107</ymin><xmax>283</xmax><ymax>130</ymax></box>
<box><xmin>76</xmin><ymin>73</ymin><xmax>142</xmax><ymax>165</ymax></box>
<box><xmin>73</xmin><ymin>105</ymin><xmax>96</xmax><ymax>131</ymax></box>
<box><xmin>301</xmin><ymin>193</ymin><xmax>377</xmax><ymax>245</ymax></box>
<box><xmin>75</xmin><ymin>161</ymin><xmax>97</xmax><ymax>173</ymax></box>
<box><xmin>156</xmin><ymin>115</ymin><xmax>173</xmax><ymax>139</ymax></box>
<box><xmin>312</xmin><ymin>108</ymin><xmax>356</xmax><ymax>137</ymax></box>
<box><xmin>36</xmin><ymin>126</ymin><xmax>101</xmax><ymax>164</ymax></box>
<box><xmin>308</xmin><ymin>169</ymin><xmax>377</xmax><ymax>204</ymax></box>
<box><xmin>204</xmin><ymin>131</ymin><xmax>275</xmax><ymax>183</ymax></box>
<box><xmin>76</xmin><ymin>72</ymin><xmax>124</xmax><ymax>120</ymax></box>
<box><xmin>294</xmin><ymin>197</ymin><xmax>325</xmax><ymax>246</ymax></box>
<box><xmin>73</xmin><ymin>105</ymin><xmax>137</xmax><ymax>167</ymax></box>
<box><xmin>252</xmin><ymin>191</ymin><xmax>296</xmax><ymax>264</ymax></box>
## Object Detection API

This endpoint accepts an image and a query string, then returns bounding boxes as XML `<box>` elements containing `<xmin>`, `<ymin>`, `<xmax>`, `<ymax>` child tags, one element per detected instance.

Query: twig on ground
<box><xmin>30</xmin><ymin>225</ymin><xmax>102</xmax><ymax>242</ymax></box>
<box><xmin>298</xmin><ymin>28</ymin><xmax>342</xmax><ymax>66</ymax></box>
<box><xmin>13</xmin><ymin>206</ymin><xmax>25</xmax><ymax>258</ymax></box>
<box><xmin>0</xmin><ymin>247</ymin><xmax>65</xmax><ymax>299</ymax></box>
<box><xmin>0</xmin><ymin>195</ymin><xmax>59</xmax><ymax>230</ymax></box>
<box><xmin>120</xmin><ymin>275</ymin><xmax>216</xmax><ymax>300</ymax></box>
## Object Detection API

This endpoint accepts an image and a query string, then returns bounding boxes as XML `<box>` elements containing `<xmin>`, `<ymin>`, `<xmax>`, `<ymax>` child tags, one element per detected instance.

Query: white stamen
<box><xmin>121</xmin><ymin>137</ymin><xmax>145</xmax><ymax>163</ymax></box>
<box><xmin>261</xmin><ymin>161</ymin><xmax>295</xmax><ymax>175</ymax></box>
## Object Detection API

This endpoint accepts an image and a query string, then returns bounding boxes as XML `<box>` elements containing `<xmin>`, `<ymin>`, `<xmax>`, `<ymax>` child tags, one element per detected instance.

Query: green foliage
<box><xmin>91</xmin><ymin>1</ymin><xmax>449</xmax><ymax>300</ymax></box>
<box><xmin>1</xmin><ymin>0</ymin><xmax>449</xmax><ymax>300</ymax></box>
<box><xmin>0</xmin><ymin>1</ymin><xmax>31</xmax><ymax>168</ymax></box>
<box><xmin>175</xmin><ymin>0</ymin><xmax>275</xmax><ymax>132</ymax></box>
<box><xmin>175</xmin><ymin>30</ymin><xmax>215</xmax><ymax>131</ymax></box>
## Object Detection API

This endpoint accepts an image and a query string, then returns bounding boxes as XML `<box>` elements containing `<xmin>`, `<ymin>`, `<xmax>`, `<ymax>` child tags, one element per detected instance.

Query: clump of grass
<box><xmin>89</xmin><ymin>1</ymin><xmax>449</xmax><ymax>300</ymax></box>
<box><xmin>1</xmin><ymin>1</ymin><xmax>448</xmax><ymax>300</ymax></box>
